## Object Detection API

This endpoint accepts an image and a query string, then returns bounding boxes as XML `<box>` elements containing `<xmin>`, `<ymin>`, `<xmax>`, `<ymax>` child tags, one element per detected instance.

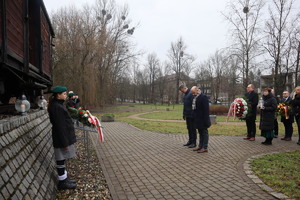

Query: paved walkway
<box><xmin>90</xmin><ymin>122</ymin><xmax>299</xmax><ymax>200</ymax></box>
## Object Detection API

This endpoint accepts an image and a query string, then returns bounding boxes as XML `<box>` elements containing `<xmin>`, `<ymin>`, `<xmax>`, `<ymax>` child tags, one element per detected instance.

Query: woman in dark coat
<box><xmin>259</xmin><ymin>88</ymin><xmax>277</xmax><ymax>145</ymax></box>
<box><xmin>48</xmin><ymin>86</ymin><xmax>77</xmax><ymax>190</ymax></box>
<box><xmin>290</xmin><ymin>86</ymin><xmax>300</xmax><ymax>145</ymax></box>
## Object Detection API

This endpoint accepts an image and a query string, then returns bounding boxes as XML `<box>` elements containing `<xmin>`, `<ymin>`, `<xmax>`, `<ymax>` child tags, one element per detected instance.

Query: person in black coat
<box><xmin>244</xmin><ymin>84</ymin><xmax>259</xmax><ymax>141</ymax></box>
<box><xmin>280</xmin><ymin>90</ymin><xmax>294</xmax><ymax>141</ymax></box>
<box><xmin>271</xmin><ymin>89</ymin><xmax>279</xmax><ymax>138</ymax></box>
<box><xmin>290</xmin><ymin>86</ymin><xmax>300</xmax><ymax>145</ymax></box>
<box><xmin>67</xmin><ymin>91</ymin><xmax>81</xmax><ymax>109</ymax></box>
<box><xmin>191</xmin><ymin>86</ymin><xmax>211</xmax><ymax>153</ymax></box>
<box><xmin>179</xmin><ymin>85</ymin><xmax>197</xmax><ymax>148</ymax></box>
<box><xmin>48</xmin><ymin>86</ymin><xmax>77</xmax><ymax>190</ymax></box>
<box><xmin>259</xmin><ymin>88</ymin><xmax>277</xmax><ymax>145</ymax></box>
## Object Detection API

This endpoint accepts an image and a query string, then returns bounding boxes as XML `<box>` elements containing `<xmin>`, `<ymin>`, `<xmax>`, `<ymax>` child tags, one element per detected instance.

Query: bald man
<box><xmin>191</xmin><ymin>86</ymin><xmax>211</xmax><ymax>153</ymax></box>
<box><xmin>244</xmin><ymin>84</ymin><xmax>259</xmax><ymax>141</ymax></box>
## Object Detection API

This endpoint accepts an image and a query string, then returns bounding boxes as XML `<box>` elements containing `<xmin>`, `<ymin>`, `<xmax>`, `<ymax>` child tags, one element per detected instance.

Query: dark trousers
<box><xmin>274</xmin><ymin>118</ymin><xmax>278</xmax><ymax>136</ymax></box>
<box><xmin>197</xmin><ymin>128</ymin><xmax>209</xmax><ymax>149</ymax></box>
<box><xmin>186</xmin><ymin>117</ymin><xmax>196</xmax><ymax>144</ymax></box>
<box><xmin>295</xmin><ymin>116</ymin><xmax>300</xmax><ymax>141</ymax></box>
<box><xmin>246</xmin><ymin>116</ymin><xmax>256</xmax><ymax>137</ymax></box>
<box><xmin>283</xmin><ymin>121</ymin><xmax>293</xmax><ymax>138</ymax></box>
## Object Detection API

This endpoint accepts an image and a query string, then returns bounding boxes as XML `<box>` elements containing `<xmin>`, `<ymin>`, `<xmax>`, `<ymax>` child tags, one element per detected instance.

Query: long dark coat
<box><xmin>291</xmin><ymin>94</ymin><xmax>300</xmax><ymax>118</ymax></box>
<box><xmin>182</xmin><ymin>88</ymin><xmax>194</xmax><ymax>118</ymax></box>
<box><xmin>245</xmin><ymin>91</ymin><xmax>259</xmax><ymax>118</ymax></box>
<box><xmin>259</xmin><ymin>94</ymin><xmax>277</xmax><ymax>131</ymax></box>
<box><xmin>280</xmin><ymin>96</ymin><xmax>294</xmax><ymax>123</ymax></box>
<box><xmin>48</xmin><ymin>98</ymin><xmax>76</xmax><ymax>148</ymax></box>
<box><xmin>193</xmin><ymin>93</ymin><xmax>211</xmax><ymax>129</ymax></box>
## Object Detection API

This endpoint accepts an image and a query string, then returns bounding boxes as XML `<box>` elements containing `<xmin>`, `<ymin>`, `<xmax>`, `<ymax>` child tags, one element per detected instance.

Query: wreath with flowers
<box><xmin>277</xmin><ymin>103</ymin><xmax>291</xmax><ymax>119</ymax></box>
<box><xmin>67</xmin><ymin>106</ymin><xmax>104</xmax><ymax>142</ymax></box>
<box><xmin>227</xmin><ymin>97</ymin><xmax>251</xmax><ymax>121</ymax></box>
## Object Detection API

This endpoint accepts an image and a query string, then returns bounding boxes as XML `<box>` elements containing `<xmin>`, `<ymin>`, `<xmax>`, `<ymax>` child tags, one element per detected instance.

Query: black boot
<box><xmin>58</xmin><ymin>179</ymin><xmax>77</xmax><ymax>190</ymax></box>
<box><xmin>261</xmin><ymin>138</ymin><xmax>268</xmax><ymax>144</ymax></box>
<box><xmin>267</xmin><ymin>138</ymin><xmax>273</xmax><ymax>145</ymax></box>
<box><xmin>65</xmin><ymin>177</ymin><xmax>76</xmax><ymax>184</ymax></box>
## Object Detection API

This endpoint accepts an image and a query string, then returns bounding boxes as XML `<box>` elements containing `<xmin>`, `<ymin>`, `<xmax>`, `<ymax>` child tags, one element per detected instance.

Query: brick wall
<box><xmin>0</xmin><ymin>110</ymin><xmax>57</xmax><ymax>200</ymax></box>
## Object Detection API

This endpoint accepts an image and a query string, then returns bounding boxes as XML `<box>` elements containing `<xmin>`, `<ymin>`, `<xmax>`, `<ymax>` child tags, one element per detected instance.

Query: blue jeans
<box><xmin>197</xmin><ymin>128</ymin><xmax>209</xmax><ymax>149</ymax></box>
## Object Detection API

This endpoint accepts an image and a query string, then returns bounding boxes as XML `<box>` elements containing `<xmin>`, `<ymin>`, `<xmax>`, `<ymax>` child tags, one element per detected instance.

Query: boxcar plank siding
<box><xmin>6</xmin><ymin>0</ymin><xmax>24</xmax><ymax>58</ymax></box>
<box><xmin>40</xmin><ymin>9</ymin><xmax>51</xmax><ymax>75</ymax></box>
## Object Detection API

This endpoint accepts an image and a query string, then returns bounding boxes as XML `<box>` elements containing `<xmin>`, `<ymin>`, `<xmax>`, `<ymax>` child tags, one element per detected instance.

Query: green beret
<box><xmin>68</xmin><ymin>92</ymin><xmax>75</xmax><ymax>97</ymax></box>
<box><xmin>51</xmin><ymin>86</ymin><xmax>67</xmax><ymax>93</ymax></box>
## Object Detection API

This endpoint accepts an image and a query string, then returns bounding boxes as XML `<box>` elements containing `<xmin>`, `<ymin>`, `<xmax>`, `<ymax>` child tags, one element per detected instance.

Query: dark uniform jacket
<box><xmin>183</xmin><ymin>88</ymin><xmax>194</xmax><ymax>118</ymax></box>
<box><xmin>291</xmin><ymin>94</ymin><xmax>300</xmax><ymax>118</ymax></box>
<box><xmin>280</xmin><ymin>96</ymin><xmax>294</xmax><ymax>123</ymax></box>
<box><xmin>48</xmin><ymin>98</ymin><xmax>76</xmax><ymax>148</ymax></box>
<box><xmin>245</xmin><ymin>91</ymin><xmax>259</xmax><ymax>118</ymax></box>
<box><xmin>192</xmin><ymin>93</ymin><xmax>211</xmax><ymax>129</ymax></box>
<box><xmin>259</xmin><ymin>94</ymin><xmax>277</xmax><ymax>131</ymax></box>
<box><xmin>67</xmin><ymin>98</ymin><xmax>80</xmax><ymax>109</ymax></box>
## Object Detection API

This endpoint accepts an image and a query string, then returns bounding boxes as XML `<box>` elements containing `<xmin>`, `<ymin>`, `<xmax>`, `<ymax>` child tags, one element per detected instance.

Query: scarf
<box><xmin>192</xmin><ymin>91</ymin><xmax>201</xmax><ymax>110</ymax></box>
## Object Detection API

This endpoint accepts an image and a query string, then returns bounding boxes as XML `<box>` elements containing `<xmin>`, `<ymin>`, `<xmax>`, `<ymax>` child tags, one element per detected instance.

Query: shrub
<box><xmin>210</xmin><ymin>105</ymin><xmax>229</xmax><ymax>115</ymax></box>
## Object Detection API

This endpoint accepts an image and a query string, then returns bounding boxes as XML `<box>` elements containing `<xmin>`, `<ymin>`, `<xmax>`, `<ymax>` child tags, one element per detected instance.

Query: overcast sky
<box><xmin>43</xmin><ymin>0</ymin><xmax>300</xmax><ymax>65</ymax></box>
<box><xmin>44</xmin><ymin>0</ymin><xmax>229</xmax><ymax>62</ymax></box>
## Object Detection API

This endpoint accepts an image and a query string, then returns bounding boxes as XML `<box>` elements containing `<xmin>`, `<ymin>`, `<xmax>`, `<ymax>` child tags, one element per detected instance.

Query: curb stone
<box><xmin>244</xmin><ymin>151</ymin><xmax>297</xmax><ymax>200</ymax></box>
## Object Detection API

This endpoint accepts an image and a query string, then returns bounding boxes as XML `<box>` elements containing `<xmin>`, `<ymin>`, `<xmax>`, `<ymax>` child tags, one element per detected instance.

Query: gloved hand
<box><xmin>183</xmin><ymin>116</ymin><xmax>186</xmax><ymax>120</ymax></box>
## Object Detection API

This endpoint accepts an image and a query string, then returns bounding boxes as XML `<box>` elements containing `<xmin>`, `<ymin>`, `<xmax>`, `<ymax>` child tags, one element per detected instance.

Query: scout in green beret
<box><xmin>51</xmin><ymin>86</ymin><xmax>68</xmax><ymax>93</ymax></box>
<box><xmin>47</xmin><ymin>86</ymin><xmax>77</xmax><ymax>190</ymax></box>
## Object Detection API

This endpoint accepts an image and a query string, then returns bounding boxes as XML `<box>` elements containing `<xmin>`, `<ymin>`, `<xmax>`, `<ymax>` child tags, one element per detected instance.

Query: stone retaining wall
<box><xmin>0</xmin><ymin>110</ymin><xmax>57</xmax><ymax>200</ymax></box>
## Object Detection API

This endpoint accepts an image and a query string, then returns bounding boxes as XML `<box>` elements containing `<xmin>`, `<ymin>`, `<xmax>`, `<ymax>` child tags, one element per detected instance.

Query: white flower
<box><xmin>84</xmin><ymin>114</ymin><xmax>88</xmax><ymax>117</ymax></box>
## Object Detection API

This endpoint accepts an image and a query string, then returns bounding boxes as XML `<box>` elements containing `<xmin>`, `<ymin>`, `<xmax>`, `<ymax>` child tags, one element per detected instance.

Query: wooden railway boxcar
<box><xmin>0</xmin><ymin>0</ymin><xmax>54</xmax><ymax>104</ymax></box>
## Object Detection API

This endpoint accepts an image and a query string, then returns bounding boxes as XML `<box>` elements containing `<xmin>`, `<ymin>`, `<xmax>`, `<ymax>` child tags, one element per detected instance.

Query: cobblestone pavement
<box><xmin>90</xmin><ymin>122</ymin><xmax>300</xmax><ymax>200</ymax></box>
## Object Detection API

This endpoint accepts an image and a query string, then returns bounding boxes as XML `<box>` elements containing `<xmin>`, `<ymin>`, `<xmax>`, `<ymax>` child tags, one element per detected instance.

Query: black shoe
<box><xmin>188</xmin><ymin>144</ymin><xmax>196</xmax><ymax>148</ymax></box>
<box><xmin>274</xmin><ymin>135</ymin><xmax>278</xmax><ymax>138</ymax></box>
<box><xmin>66</xmin><ymin>177</ymin><xmax>76</xmax><ymax>184</ymax></box>
<box><xmin>262</xmin><ymin>142</ymin><xmax>272</xmax><ymax>145</ymax></box>
<box><xmin>183</xmin><ymin>143</ymin><xmax>191</xmax><ymax>146</ymax></box>
<box><xmin>58</xmin><ymin>179</ymin><xmax>77</xmax><ymax>190</ymax></box>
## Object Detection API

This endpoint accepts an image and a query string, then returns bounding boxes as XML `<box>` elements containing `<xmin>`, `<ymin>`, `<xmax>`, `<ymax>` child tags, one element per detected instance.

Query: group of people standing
<box><xmin>244</xmin><ymin>84</ymin><xmax>300</xmax><ymax>145</ymax></box>
<box><xmin>180</xmin><ymin>83</ymin><xmax>300</xmax><ymax>151</ymax></box>
<box><xmin>179</xmin><ymin>85</ymin><xmax>211</xmax><ymax>153</ymax></box>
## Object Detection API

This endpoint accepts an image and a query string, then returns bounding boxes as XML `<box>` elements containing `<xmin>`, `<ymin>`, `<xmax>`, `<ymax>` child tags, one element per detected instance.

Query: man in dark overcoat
<box><xmin>244</xmin><ymin>84</ymin><xmax>259</xmax><ymax>141</ymax></box>
<box><xmin>280</xmin><ymin>90</ymin><xmax>294</xmax><ymax>141</ymax></box>
<box><xmin>179</xmin><ymin>85</ymin><xmax>196</xmax><ymax>148</ymax></box>
<box><xmin>191</xmin><ymin>86</ymin><xmax>211</xmax><ymax>153</ymax></box>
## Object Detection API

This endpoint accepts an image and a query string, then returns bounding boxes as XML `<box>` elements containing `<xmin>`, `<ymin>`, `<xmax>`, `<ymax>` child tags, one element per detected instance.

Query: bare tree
<box><xmin>209</xmin><ymin>50</ymin><xmax>229</xmax><ymax>102</ymax></box>
<box><xmin>156</xmin><ymin>62</ymin><xmax>170</xmax><ymax>105</ymax></box>
<box><xmin>145</xmin><ymin>53</ymin><xmax>160</xmax><ymax>103</ymax></box>
<box><xmin>223</xmin><ymin>0</ymin><xmax>265</xmax><ymax>90</ymax></box>
<box><xmin>264</xmin><ymin>0</ymin><xmax>297</xmax><ymax>95</ymax></box>
<box><xmin>167</xmin><ymin>37</ymin><xmax>195</xmax><ymax>104</ymax></box>
<box><xmin>51</xmin><ymin>0</ymin><xmax>139</xmax><ymax>107</ymax></box>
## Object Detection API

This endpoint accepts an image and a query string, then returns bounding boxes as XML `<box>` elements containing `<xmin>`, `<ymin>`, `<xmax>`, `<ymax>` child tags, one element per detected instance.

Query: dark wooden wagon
<box><xmin>0</xmin><ymin>0</ymin><xmax>54</xmax><ymax>104</ymax></box>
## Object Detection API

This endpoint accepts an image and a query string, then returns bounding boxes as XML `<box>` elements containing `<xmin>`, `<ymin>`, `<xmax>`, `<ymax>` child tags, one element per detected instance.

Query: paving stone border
<box><xmin>244</xmin><ymin>151</ymin><xmax>297</xmax><ymax>200</ymax></box>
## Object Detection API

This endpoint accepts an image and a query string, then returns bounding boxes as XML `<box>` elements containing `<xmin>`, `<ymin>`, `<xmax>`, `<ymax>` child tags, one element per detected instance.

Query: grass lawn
<box><xmin>251</xmin><ymin>151</ymin><xmax>300</xmax><ymax>199</ymax></box>
<box><xmin>97</xmin><ymin>103</ymin><xmax>296</xmax><ymax>137</ymax></box>
<box><xmin>138</xmin><ymin>109</ymin><xmax>262</xmax><ymax>122</ymax></box>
